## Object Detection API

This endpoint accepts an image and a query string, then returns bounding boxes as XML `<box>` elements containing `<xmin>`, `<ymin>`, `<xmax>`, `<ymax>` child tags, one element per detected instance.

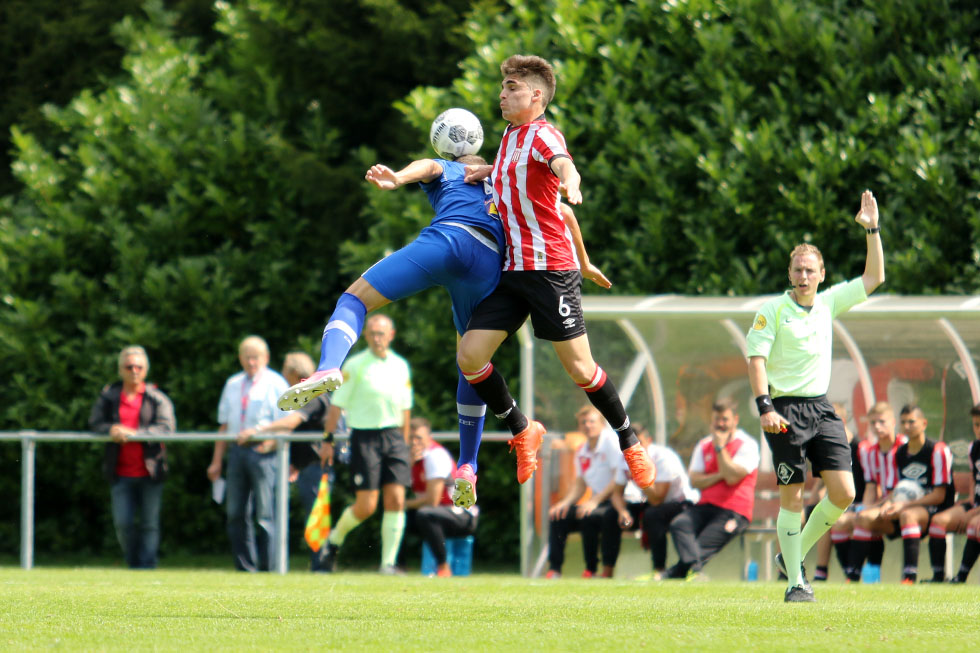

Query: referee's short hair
<box><xmin>970</xmin><ymin>403</ymin><xmax>980</xmax><ymax>418</ymax></box>
<box><xmin>711</xmin><ymin>397</ymin><xmax>738</xmax><ymax>415</ymax></box>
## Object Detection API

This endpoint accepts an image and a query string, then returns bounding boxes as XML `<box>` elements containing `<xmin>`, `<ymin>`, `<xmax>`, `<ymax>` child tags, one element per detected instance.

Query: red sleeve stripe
<box><xmin>932</xmin><ymin>442</ymin><xmax>953</xmax><ymax>485</ymax></box>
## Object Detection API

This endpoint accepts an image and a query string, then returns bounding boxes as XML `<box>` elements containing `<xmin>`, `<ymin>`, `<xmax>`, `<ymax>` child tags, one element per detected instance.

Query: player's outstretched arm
<box><xmin>855</xmin><ymin>189</ymin><xmax>885</xmax><ymax>295</ymax></box>
<box><xmin>551</xmin><ymin>157</ymin><xmax>582</xmax><ymax>204</ymax></box>
<box><xmin>560</xmin><ymin>203</ymin><xmax>611</xmax><ymax>289</ymax></box>
<box><xmin>365</xmin><ymin>159</ymin><xmax>443</xmax><ymax>190</ymax></box>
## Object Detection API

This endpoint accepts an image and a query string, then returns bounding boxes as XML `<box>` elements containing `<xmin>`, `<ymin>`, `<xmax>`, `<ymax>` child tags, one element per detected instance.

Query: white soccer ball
<box><xmin>430</xmin><ymin>108</ymin><xmax>483</xmax><ymax>160</ymax></box>
<box><xmin>892</xmin><ymin>479</ymin><xmax>925</xmax><ymax>502</ymax></box>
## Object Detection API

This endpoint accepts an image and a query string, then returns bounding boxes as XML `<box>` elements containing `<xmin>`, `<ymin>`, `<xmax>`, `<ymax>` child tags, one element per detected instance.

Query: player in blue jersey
<box><xmin>278</xmin><ymin>153</ymin><xmax>609</xmax><ymax>508</ymax></box>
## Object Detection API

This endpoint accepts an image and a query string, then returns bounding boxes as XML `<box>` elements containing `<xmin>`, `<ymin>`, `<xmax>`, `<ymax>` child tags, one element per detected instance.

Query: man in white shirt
<box><xmin>546</xmin><ymin>406</ymin><xmax>624</xmax><ymax>578</ymax></box>
<box><xmin>617</xmin><ymin>441</ymin><xmax>700</xmax><ymax>579</ymax></box>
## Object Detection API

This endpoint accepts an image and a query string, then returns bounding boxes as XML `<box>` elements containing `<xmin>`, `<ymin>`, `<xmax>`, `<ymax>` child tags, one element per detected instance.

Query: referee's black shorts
<box><xmin>348</xmin><ymin>427</ymin><xmax>411</xmax><ymax>491</ymax></box>
<box><xmin>765</xmin><ymin>395</ymin><xmax>851</xmax><ymax>486</ymax></box>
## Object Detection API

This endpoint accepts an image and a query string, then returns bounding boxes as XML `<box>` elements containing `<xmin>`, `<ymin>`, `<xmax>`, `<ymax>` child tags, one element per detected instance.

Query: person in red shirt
<box><xmin>89</xmin><ymin>345</ymin><xmax>175</xmax><ymax>568</ymax></box>
<box><xmin>664</xmin><ymin>398</ymin><xmax>760</xmax><ymax>579</ymax></box>
<box><xmin>457</xmin><ymin>54</ymin><xmax>654</xmax><ymax>498</ymax></box>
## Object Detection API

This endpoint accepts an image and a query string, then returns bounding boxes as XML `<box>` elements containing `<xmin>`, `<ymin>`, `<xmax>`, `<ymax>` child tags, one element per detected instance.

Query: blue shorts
<box><xmin>362</xmin><ymin>225</ymin><xmax>502</xmax><ymax>334</ymax></box>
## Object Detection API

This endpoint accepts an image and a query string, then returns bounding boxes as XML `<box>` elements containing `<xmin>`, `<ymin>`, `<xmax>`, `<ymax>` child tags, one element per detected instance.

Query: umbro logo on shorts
<box><xmin>563</xmin><ymin>317</ymin><xmax>576</xmax><ymax>328</ymax></box>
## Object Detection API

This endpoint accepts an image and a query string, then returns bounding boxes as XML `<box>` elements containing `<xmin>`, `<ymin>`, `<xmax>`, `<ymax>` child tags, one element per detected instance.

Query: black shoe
<box><xmin>949</xmin><ymin>575</ymin><xmax>968</xmax><ymax>584</ymax></box>
<box><xmin>920</xmin><ymin>576</ymin><xmax>946</xmax><ymax>583</ymax></box>
<box><xmin>319</xmin><ymin>543</ymin><xmax>339</xmax><ymax>573</ymax></box>
<box><xmin>775</xmin><ymin>553</ymin><xmax>811</xmax><ymax>591</ymax></box>
<box><xmin>784</xmin><ymin>584</ymin><xmax>816</xmax><ymax>603</ymax></box>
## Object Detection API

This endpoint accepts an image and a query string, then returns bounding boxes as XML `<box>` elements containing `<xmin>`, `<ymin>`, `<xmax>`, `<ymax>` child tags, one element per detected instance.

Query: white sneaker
<box><xmin>277</xmin><ymin>368</ymin><xmax>343</xmax><ymax>411</ymax></box>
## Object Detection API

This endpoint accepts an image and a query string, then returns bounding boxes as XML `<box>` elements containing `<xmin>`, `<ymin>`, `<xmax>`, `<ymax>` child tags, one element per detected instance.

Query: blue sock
<box><xmin>456</xmin><ymin>368</ymin><xmax>486</xmax><ymax>473</ymax></box>
<box><xmin>318</xmin><ymin>293</ymin><xmax>367</xmax><ymax>372</ymax></box>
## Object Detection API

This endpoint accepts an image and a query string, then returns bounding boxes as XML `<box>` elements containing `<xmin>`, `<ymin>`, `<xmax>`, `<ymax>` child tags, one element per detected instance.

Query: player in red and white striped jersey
<box><xmin>852</xmin><ymin>404</ymin><xmax>954</xmax><ymax>582</ymax></box>
<box><xmin>835</xmin><ymin>401</ymin><xmax>906</xmax><ymax>581</ymax></box>
<box><xmin>457</xmin><ymin>54</ymin><xmax>655</xmax><ymax>494</ymax></box>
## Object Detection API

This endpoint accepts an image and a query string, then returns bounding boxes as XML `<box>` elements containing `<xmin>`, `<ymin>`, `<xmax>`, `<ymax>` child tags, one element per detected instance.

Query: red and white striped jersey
<box><xmin>491</xmin><ymin>118</ymin><xmax>579</xmax><ymax>271</ymax></box>
<box><xmin>867</xmin><ymin>433</ymin><xmax>908</xmax><ymax>491</ymax></box>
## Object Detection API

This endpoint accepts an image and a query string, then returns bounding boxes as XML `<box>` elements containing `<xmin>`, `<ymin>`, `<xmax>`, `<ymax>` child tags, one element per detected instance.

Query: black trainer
<box><xmin>319</xmin><ymin>542</ymin><xmax>339</xmax><ymax>573</ymax></box>
<box><xmin>784</xmin><ymin>584</ymin><xmax>816</xmax><ymax>603</ymax></box>
<box><xmin>775</xmin><ymin>553</ymin><xmax>811</xmax><ymax>591</ymax></box>
<box><xmin>920</xmin><ymin>575</ymin><xmax>946</xmax><ymax>583</ymax></box>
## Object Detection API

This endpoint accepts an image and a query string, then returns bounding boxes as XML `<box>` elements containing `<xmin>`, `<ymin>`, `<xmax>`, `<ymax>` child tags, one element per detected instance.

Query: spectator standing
<box><xmin>546</xmin><ymin>406</ymin><xmax>623</xmax><ymax>579</ymax></box>
<box><xmin>664</xmin><ymin>398</ymin><xmax>759</xmax><ymax>579</ymax></box>
<box><xmin>89</xmin><ymin>345</ymin><xmax>175</xmax><ymax>569</ymax></box>
<box><xmin>238</xmin><ymin>351</ymin><xmax>337</xmax><ymax>571</ymax></box>
<box><xmin>406</xmin><ymin>418</ymin><xmax>478</xmax><ymax>577</ymax></box>
<box><xmin>319</xmin><ymin>314</ymin><xmax>413</xmax><ymax>574</ymax></box>
<box><xmin>207</xmin><ymin>336</ymin><xmax>289</xmax><ymax>572</ymax></box>
<box><xmin>745</xmin><ymin>190</ymin><xmax>884</xmax><ymax>601</ymax></box>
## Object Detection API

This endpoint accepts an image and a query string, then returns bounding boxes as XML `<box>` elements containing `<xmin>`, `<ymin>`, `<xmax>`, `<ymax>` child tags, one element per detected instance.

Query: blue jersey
<box><xmin>420</xmin><ymin>160</ymin><xmax>506</xmax><ymax>252</ymax></box>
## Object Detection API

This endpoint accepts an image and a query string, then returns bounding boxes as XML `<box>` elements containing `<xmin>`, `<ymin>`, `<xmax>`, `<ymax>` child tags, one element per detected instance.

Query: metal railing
<box><xmin>0</xmin><ymin>430</ymin><xmax>511</xmax><ymax>574</ymax></box>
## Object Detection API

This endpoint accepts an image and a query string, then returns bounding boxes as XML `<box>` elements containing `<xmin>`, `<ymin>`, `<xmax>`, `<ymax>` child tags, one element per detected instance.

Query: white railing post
<box><xmin>20</xmin><ymin>435</ymin><xmax>35</xmax><ymax>570</ymax></box>
<box><xmin>274</xmin><ymin>444</ymin><xmax>291</xmax><ymax>574</ymax></box>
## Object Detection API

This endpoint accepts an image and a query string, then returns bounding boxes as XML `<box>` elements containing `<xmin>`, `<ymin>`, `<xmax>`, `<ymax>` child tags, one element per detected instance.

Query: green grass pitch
<box><xmin>1</xmin><ymin>568</ymin><xmax>978</xmax><ymax>651</ymax></box>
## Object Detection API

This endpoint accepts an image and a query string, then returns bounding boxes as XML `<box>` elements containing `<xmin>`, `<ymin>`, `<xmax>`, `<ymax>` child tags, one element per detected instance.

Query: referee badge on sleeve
<box><xmin>752</xmin><ymin>315</ymin><xmax>767</xmax><ymax>330</ymax></box>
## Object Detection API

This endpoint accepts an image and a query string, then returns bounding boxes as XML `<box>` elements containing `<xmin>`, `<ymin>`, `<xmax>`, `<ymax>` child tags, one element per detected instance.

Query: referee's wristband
<box><xmin>755</xmin><ymin>394</ymin><xmax>775</xmax><ymax>415</ymax></box>
<box><xmin>866</xmin><ymin>226</ymin><xmax>880</xmax><ymax>235</ymax></box>
<box><xmin>322</xmin><ymin>432</ymin><xmax>335</xmax><ymax>444</ymax></box>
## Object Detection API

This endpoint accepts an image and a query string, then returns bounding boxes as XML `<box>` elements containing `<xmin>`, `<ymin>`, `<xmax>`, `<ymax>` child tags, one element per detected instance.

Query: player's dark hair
<box><xmin>899</xmin><ymin>403</ymin><xmax>923</xmax><ymax>417</ymax></box>
<box><xmin>971</xmin><ymin>403</ymin><xmax>980</xmax><ymax>418</ymax></box>
<box><xmin>501</xmin><ymin>54</ymin><xmax>556</xmax><ymax>106</ymax></box>
<box><xmin>711</xmin><ymin>397</ymin><xmax>738</xmax><ymax>415</ymax></box>
<box><xmin>455</xmin><ymin>154</ymin><xmax>487</xmax><ymax>166</ymax></box>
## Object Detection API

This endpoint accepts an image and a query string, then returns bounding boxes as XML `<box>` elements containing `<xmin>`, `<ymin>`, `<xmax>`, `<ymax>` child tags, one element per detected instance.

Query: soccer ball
<box><xmin>430</xmin><ymin>108</ymin><xmax>483</xmax><ymax>160</ymax></box>
<box><xmin>892</xmin><ymin>479</ymin><xmax>925</xmax><ymax>502</ymax></box>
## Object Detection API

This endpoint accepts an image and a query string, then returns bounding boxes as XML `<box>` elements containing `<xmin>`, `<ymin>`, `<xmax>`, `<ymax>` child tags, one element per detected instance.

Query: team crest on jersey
<box><xmin>753</xmin><ymin>315</ymin><xmax>767</xmax><ymax>330</ymax></box>
<box><xmin>511</xmin><ymin>147</ymin><xmax>523</xmax><ymax>163</ymax></box>
<box><xmin>777</xmin><ymin>463</ymin><xmax>794</xmax><ymax>484</ymax></box>
<box><xmin>901</xmin><ymin>462</ymin><xmax>928</xmax><ymax>480</ymax></box>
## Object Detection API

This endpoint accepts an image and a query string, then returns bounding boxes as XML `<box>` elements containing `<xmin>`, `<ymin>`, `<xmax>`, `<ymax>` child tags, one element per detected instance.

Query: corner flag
<box><xmin>304</xmin><ymin>473</ymin><xmax>331</xmax><ymax>552</ymax></box>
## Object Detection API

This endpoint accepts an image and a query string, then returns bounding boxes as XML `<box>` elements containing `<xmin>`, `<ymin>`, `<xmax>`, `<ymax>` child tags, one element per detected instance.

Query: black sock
<box><xmin>848</xmin><ymin>539</ymin><xmax>870</xmax><ymax>578</ymax></box>
<box><xmin>902</xmin><ymin>537</ymin><xmax>920</xmax><ymax>577</ymax></box>
<box><xmin>469</xmin><ymin>367</ymin><xmax>527</xmax><ymax>435</ymax></box>
<box><xmin>833</xmin><ymin>540</ymin><xmax>850</xmax><ymax>572</ymax></box>
<box><xmin>869</xmin><ymin>538</ymin><xmax>885</xmax><ymax>566</ymax></box>
<box><xmin>959</xmin><ymin>539</ymin><xmax>980</xmax><ymax>579</ymax></box>
<box><xmin>814</xmin><ymin>565</ymin><xmax>828</xmax><ymax>580</ymax></box>
<box><xmin>583</xmin><ymin>374</ymin><xmax>638</xmax><ymax>449</ymax></box>
<box><xmin>928</xmin><ymin>536</ymin><xmax>947</xmax><ymax>577</ymax></box>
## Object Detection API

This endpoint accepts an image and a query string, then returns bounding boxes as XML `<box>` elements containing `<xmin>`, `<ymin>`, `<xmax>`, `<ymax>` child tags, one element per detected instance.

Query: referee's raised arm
<box><xmin>855</xmin><ymin>189</ymin><xmax>885</xmax><ymax>295</ymax></box>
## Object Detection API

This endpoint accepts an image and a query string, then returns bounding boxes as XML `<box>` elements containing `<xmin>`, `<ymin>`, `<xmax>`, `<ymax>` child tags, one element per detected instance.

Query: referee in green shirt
<box><xmin>746</xmin><ymin>190</ymin><xmax>884</xmax><ymax>602</ymax></box>
<box><xmin>320</xmin><ymin>314</ymin><xmax>413</xmax><ymax>574</ymax></box>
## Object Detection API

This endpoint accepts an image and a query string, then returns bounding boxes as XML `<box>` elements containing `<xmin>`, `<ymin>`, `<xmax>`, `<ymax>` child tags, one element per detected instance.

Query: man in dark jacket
<box><xmin>89</xmin><ymin>345</ymin><xmax>175</xmax><ymax>568</ymax></box>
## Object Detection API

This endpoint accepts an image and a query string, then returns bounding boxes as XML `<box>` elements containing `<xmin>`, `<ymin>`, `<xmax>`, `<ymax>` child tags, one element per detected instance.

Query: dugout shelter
<box><xmin>517</xmin><ymin>294</ymin><xmax>980</xmax><ymax>576</ymax></box>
